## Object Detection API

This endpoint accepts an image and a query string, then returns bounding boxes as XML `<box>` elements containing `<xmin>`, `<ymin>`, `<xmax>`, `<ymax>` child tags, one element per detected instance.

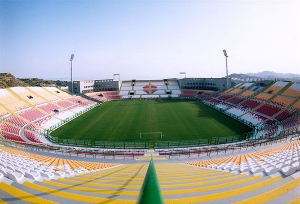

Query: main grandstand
<box><xmin>0</xmin><ymin>78</ymin><xmax>300</xmax><ymax>203</ymax></box>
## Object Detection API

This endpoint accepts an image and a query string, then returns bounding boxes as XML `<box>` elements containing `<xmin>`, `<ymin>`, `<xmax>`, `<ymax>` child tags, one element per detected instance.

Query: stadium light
<box><xmin>180</xmin><ymin>72</ymin><xmax>186</xmax><ymax>78</ymax></box>
<box><xmin>113</xmin><ymin>74</ymin><xmax>120</xmax><ymax>81</ymax></box>
<box><xmin>223</xmin><ymin>49</ymin><xmax>228</xmax><ymax>57</ymax></box>
<box><xmin>223</xmin><ymin>50</ymin><xmax>229</xmax><ymax>89</ymax></box>
<box><xmin>70</xmin><ymin>54</ymin><xmax>74</xmax><ymax>95</ymax></box>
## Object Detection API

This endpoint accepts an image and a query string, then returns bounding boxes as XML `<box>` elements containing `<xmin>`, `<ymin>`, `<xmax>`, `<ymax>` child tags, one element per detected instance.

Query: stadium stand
<box><xmin>255</xmin><ymin>92</ymin><xmax>274</xmax><ymax>101</ymax></box>
<box><xmin>282</xmin><ymin>83</ymin><xmax>300</xmax><ymax>98</ymax></box>
<box><xmin>1</xmin><ymin>142</ymin><xmax>299</xmax><ymax>203</ymax></box>
<box><xmin>119</xmin><ymin>80</ymin><xmax>182</xmax><ymax>99</ymax></box>
<box><xmin>227</xmin><ymin>96</ymin><xmax>244</xmax><ymax>105</ymax></box>
<box><xmin>180</xmin><ymin>90</ymin><xmax>199</xmax><ymax>98</ymax></box>
<box><xmin>85</xmin><ymin>92</ymin><xmax>107</xmax><ymax>103</ymax></box>
<box><xmin>0</xmin><ymin>89</ymin><xmax>30</xmax><ymax>112</ymax></box>
<box><xmin>240</xmin><ymin>99</ymin><xmax>262</xmax><ymax>109</ymax></box>
<box><xmin>292</xmin><ymin>100</ymin><xmax>300</xmax><ymax>111</ymax></box>
<box><xmin>0</xmin><ymin>87</ymin><xmax>99</xmax><ymax>145</ymax></box>
<box><xmin>186</xmin><ymin>141</ymin><xmax>300</xmax><ymax>175</ymax></box>
<box><xmin>27</xmin><ymin>86</ymin><xmax>61</xmax><ymax>101</ymax></box>
<box><xmin>195</xmin><ymin>90</ymin><xmax>215</xmax><ymax>100</ymax></box>
<box><xmin>240</xmin><ymin>90</ymin><xmax>255</xmax><ymax>97</ymax></box>
<box><xmin>264</xmin><ymin>81</ymin><xmax>290</xmax><ymax>94</ymax></box>
<box><xmin>0</xmin><ymin>80</ymin><xmax>300</xmax><ymax>203</ymax></box>
<box><xmin>102</xmin><ymin>91</ymin><xmax>121</xmax><ymax>100</ymax></box>
<box><xmin>54</xmin><ymin>99</ymin><xmax>75</xmax><ymax>109</ymax></box>
<box><xmin>37</xmin><ymin>103</ymin><xmax>61</xmax><ymax>114</ymax></box>
<box><xmin>10</xmin><ymin>87</ymin><xmax>47</xmax><ymax>106</ymax></box>
<box><xmin>19</xmin><ymin>108</ymin><xmax>46</xmax><ymax>122</ymax></box>
<box><xmin>0</xmin><ymin>106</ymin><xmax>10</xmax><ymax>119</ymax></box>
<box><xmin>44</xmin><ymin>87</ymin><xmax>74</xmax><ymax>99</ymax></box>
<box><xmin>271</xmin><ymin>95</ymin><xmax>296</xmax><ymax>107</ymax></box>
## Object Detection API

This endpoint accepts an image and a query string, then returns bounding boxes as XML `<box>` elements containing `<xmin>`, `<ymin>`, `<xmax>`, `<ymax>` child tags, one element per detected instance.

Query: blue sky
<box><xmin>0</xmin><ymin>0</ymin><xmax>299</xmax><ymax>80</ymax></box>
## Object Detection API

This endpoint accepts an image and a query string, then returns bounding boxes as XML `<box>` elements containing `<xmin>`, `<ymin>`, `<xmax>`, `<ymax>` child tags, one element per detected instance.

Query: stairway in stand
<box><xmin>139</xmin><ymin>149</ymin><xmax>165</xmax><ymax>161</ymax></box>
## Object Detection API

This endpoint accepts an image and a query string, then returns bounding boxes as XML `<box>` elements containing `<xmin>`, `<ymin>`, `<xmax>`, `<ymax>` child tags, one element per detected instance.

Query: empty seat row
<box><xmin>186</xmin><ymin>141</ymin><xmax>300</xmax><ymax>177</ymax></box>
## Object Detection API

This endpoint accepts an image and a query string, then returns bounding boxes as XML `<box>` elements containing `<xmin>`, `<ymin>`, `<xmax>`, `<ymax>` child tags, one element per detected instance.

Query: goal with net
<box><xmin>140</xmin><ymin>132</ymin><xmax>163</xmax><ymax>140</ymax></box>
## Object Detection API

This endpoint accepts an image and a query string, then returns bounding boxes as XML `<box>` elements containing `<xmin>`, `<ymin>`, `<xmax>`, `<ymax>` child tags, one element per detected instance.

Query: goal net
<box><xmin>140</xmin><ymin>132</ymin><xmax>163</xmax><ymax>140</ymax></box>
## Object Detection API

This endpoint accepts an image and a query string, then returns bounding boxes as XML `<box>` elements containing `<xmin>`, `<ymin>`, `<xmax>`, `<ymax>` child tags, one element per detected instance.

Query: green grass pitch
<box><xmin>51</xmin><ymin>99</ymin><xmax>252</xmax><ymax>142</ymax></box>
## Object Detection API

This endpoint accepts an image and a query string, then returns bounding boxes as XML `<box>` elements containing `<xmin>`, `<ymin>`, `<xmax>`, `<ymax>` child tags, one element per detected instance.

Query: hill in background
<box><xmin>0</xmin><ymin>73</ymin><xmax>68</xmax><ymax>88</ymax></box>
<box><xmin>229</xmin><ymin>71</ymin><xmax>300</xmax><ymax>83</ymax></box>
<box><xmin>0</xmin><ymin>73</ymin><xmax>29</xmax><ymax>88</ymax></box>
<box><xmin>247</xmin><ymin>71</ymin><xmax>300</xmax><ymax>80</ymax></box>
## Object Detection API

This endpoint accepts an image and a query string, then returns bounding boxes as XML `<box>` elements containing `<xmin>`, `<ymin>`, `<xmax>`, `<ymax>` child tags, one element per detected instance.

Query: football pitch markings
<box><xmin>51</xmin><ymin>99</ymin><xmax>252</xmax><ymax>142</ymax></box>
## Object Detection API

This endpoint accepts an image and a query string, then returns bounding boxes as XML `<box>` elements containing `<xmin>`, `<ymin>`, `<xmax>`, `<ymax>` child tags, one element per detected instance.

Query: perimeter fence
<box><xmin>45</xmin><ymin>133</ymin><xmax>250</xmax><ymax>149</ymax></box>
<box><xmin>0</xmin><ymin>133</ymin><xmax>299</xmax><ymax>160</ymax></box>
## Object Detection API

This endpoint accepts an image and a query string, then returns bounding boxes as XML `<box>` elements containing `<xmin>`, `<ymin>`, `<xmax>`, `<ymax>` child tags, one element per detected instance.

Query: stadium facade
<box><xmin>68</xmin><ymin>79</ymin><xmax>119</xmax><ymax>94</ymax></box>
<box><xmin>69</xmin><ymin>77</ymin><xmax>230</xmax><ymax>94</ymax></box>
<box><xmin>178</xmin><ymin>77</ymin><xmax>229</xmax><ymax>91</ymax></box>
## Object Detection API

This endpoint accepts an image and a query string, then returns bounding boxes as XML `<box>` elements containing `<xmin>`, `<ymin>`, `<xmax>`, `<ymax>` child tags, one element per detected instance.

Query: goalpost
<box><xmin>140</xmin><ymin>132</ymin><xmax>163</xmax><ymax>140</ymax></box>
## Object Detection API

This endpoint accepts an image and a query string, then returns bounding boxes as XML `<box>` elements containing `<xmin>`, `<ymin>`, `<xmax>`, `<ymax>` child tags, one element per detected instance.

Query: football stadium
<box><xmin>0</xmin><ymin>78</ymin><xmax>300</xmax><ymax>203</ymax></box>
<box><xmin>1</xmin><ymin>0</ymin><xmax>300</xmax><ymax>203</ymax></box>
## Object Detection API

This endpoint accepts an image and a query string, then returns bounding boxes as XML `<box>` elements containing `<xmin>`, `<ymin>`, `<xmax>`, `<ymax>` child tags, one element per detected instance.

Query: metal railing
<box><xmin>45</xmin><ymin>133</ymin><xmax>251</xmax><ymax>149</ymax></box>
<box><xmin>0</xmin><ymin>132</ymin><xmax>298</xmax><ymax>161</ymax></box>
<box><xmin>137</xmin><ymin>158</ymin><xmax>164</xmax><ymax>204</ymax></box>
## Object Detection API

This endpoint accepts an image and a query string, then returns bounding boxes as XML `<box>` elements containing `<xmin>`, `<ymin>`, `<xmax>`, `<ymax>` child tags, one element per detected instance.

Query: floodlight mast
<box><xmin>223</xmin><ymin>50</ymin><xmax>229</xmax><ymax>89</ymax></box>
<box><xmin>70</xmin><ymin>54</ymin><xmax>74</xmax><ymax>95</ymax></box>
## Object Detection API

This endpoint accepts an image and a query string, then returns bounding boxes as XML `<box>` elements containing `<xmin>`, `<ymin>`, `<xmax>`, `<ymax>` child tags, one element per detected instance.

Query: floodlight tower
<box><xmin>70</xmin><ymin>54</ymin><xmax>74</xmax><ymax>95</ymax></box>
<box><xmin>223</xmin><ymin>49</ymin><xmax>229</xmax><ymax>89</ymax></box>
